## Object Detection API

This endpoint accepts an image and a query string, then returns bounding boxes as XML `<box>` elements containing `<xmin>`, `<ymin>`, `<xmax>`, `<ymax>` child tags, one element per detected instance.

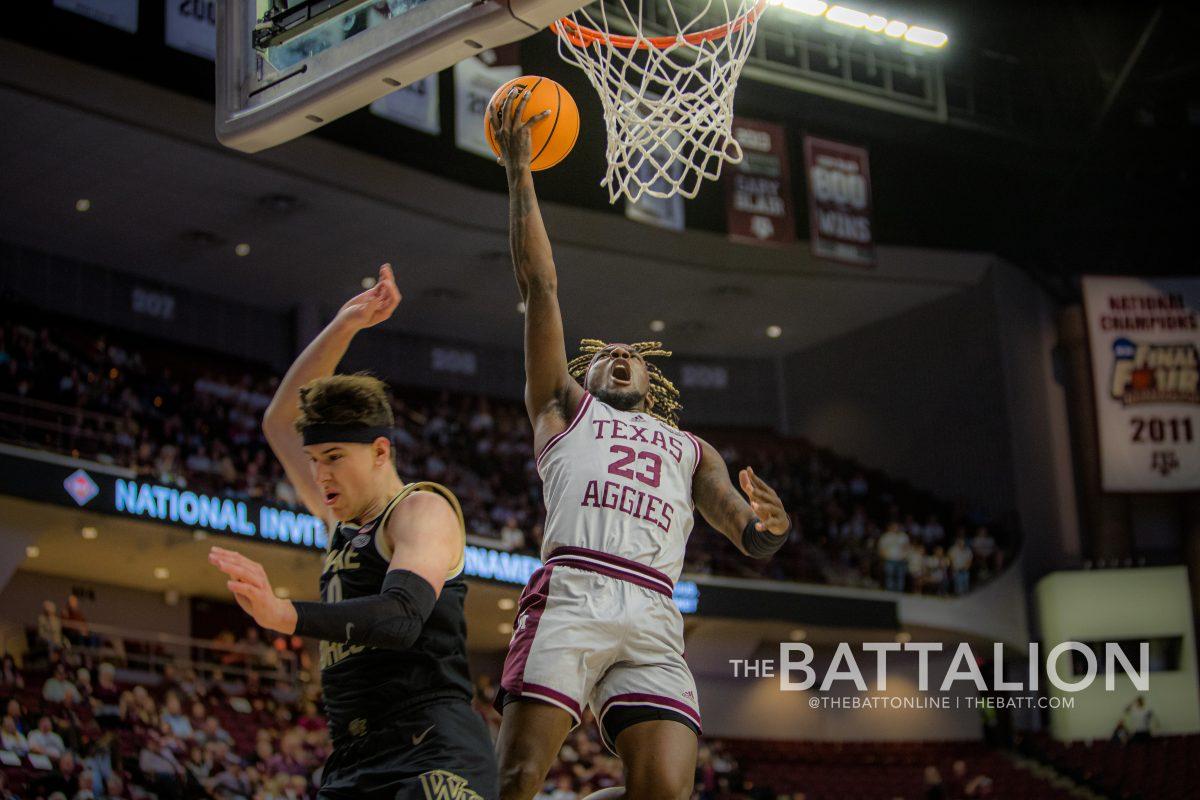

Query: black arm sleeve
<box><xmin>742</xmin><ymin>518</ymin><xmax>789</xmax><ymax>559</ymax></box>
<box><xmin>292</xmin><ymin>569</ymin><xmax>436</xmax><ymax>651</ymax></box>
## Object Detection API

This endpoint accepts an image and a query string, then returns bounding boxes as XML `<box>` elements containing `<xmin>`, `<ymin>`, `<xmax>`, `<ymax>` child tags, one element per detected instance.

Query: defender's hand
<box><xmin>209</xmin><ymin>546</ymin><xmax>298</xmax><ymax>634</ymax></box>
<box><xmin>335</xmin><ymin>264</ymin><xmax>401</xmax><ymax>332</ymax></box>
<box><xmin>493</xmin><ymin>87</ymin><xmax>550</xmax><ymax>171</ymax></box>
<box><xmin>739</xmin><ymin>467</ymin><xmax>790</xmax><ymax>536</ymax></box>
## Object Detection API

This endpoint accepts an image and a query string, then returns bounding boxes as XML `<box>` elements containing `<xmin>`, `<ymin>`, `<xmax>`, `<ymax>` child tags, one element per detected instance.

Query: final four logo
<box><xmin>1109</xmin><ymin>338</ymin><xmax>1200</xmax><ymax>406</ymax></box>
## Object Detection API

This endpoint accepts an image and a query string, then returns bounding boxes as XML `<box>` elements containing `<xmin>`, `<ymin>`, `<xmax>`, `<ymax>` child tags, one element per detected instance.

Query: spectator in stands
<box><xmin>970</xmin><ymin>527</ymin><xmax>997</xmax><ymax>577</ymax></box>
<box><xmin>907</xmin><ymin>542</ymin><xmax>928</xmax><ymax>594</ymax></box>
<box><xmin>921</xmin><ymin>514</ymin><xmax>945</xmax><ymax>548</ymax></box>
<box><xmin>0</xmin><ymin>654</ymin><xmax>23</xmax><ymax>689</ymax></box>
<box><xmin>27</xmin><ymin>715</ymin><xmax>66</xmax><ymax>758</ymax></box>
<box><xmin>499</xmin><ymin>516</ymin><xmax>526</xmax><ymax>551</ymax></box>
<box><xmin>61</xmin><ymin>593</ymin><xmax>90</xmax><ymax>646</ymax></box>
<box><xmin>43</xmin><ymin>662</ymin><xmax>83</xmax><ymax>705</ymax></box>
<box><xmin>5</xmin><ymin>700</ymin><xmax>28</xmax><ymax>734</ymax></box>
<box><xmin>197</xmin><ymin>716</ymin><xmax>234</xmax><ymax>748</ymax></box>
<box><xmin>925</xmin><ymin>546</ymin><xmax>949</xmax><ymax>596</ymax></box>
<box><xmin>923</xmin><ymin>765</ymin><xmax>947</xmax><ymax>800</ymax></box>
<box><xmin>38</xmin><ymin>599</ymin><xmax>65</xmax><ymax>652</ymax></box>
<box><xmin>1116</xmin><ymin>695</ymin><xmax>1157</xmax><ymax>743</ymax></box>
<box><xmin>101</xmin><ymin>773</ymin><xmax>129</xmax><ymax>800</ymax></box>
<box><xmin>948</xmin><ymin>535</ymin><xmax>974</xmax><ymax>595</ymax></box>
<box><xmin>0</xmin><ymin>772</ymin><xmax>14</xmax><ymax>800</ymax></box>
<box><xmin>877</xmin><ymin>522</ymin><xmax>910</xmax><ymax>592</ymax></box>
<box><xmin>91</xmin><ymin>663</ymin><xmax>122</xmax><ymax>730</ymax></box>
<box><xmin>138</xmin><ymin>732</ymin><xmax>186</xmax><ymax>800</ymax></box>
<box><xmin>161</xmin><ymin>692</ymin><xmax>193</xmax><ymax>739</ymax></box>
<box><xmin>1</xmin><ymin>714</ymin><xmax>28</xmax><ymax>754</ymax></box>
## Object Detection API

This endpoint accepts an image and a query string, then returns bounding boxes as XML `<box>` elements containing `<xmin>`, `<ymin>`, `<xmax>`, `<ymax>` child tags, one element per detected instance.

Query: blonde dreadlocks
<box><xmin>567</xmin><ymin>339</ymin><xmax>682</xmax><ymax>428</ymax></box>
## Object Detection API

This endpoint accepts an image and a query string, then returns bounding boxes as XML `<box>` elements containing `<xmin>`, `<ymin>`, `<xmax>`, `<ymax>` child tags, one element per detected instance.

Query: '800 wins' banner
<box><xmin>1082</xmin><ymin>276</ymin><xmax>1200</xmax><ymax>492</ymax></box>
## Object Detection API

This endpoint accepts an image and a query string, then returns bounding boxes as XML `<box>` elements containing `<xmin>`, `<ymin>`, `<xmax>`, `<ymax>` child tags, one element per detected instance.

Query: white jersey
<box><xmin>536</xmin><ymin>393</ymin><xmax>701</xmax><ymax>583</ymax></box>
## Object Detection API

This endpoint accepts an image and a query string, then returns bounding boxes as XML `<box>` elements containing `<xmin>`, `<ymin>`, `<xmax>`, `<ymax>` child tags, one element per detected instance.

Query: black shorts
<box><xmin>319</xmin><ymin>700</ymin><xmax>497</xmax><ymax>800</ymax></box>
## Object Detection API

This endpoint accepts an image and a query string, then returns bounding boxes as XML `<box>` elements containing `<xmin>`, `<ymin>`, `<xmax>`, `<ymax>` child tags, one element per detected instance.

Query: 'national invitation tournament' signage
<box><xmin>1081</xmin><ymin>276</ymin><xmax>1200</xmax><ymax>492</ymax></box>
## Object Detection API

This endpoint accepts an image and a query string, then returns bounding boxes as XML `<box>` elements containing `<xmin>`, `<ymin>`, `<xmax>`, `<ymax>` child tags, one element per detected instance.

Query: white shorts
<box><xmin>498</xmin><ymin>546</ymin><xmax>701</xmax><ymax>751</ymax></box>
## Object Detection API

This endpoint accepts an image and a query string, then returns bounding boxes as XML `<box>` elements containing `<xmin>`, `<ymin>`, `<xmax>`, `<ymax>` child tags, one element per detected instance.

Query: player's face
<box><xmin>585</xmin><ymin>344</ymin><xmax>650</xmax><ymax>411</ymax></box>
<box><xmin>303</xmin><ymin>441</ymin><xmax>386</xmax><ymax>522</ymax></box>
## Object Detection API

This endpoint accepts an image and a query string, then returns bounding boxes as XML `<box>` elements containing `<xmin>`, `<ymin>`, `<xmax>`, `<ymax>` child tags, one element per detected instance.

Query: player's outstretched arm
<box><xmin>262</xmin><ymin>264</ymin><xmax>401</xmax><ymax>522</ymax></box>
<box><xmin>208</xmin><ymin>493</ymin><xmax>459</xmax><ymax>648</ymax></box>
<box><xmin>493</xmin><ymin>89</ymin><xmax>583</xmax><ymax>428</ymax></box>
<box><xmin>692</xmin><ymin>438</ymin><xmax>791</xmax><ymax>560</ymax></box>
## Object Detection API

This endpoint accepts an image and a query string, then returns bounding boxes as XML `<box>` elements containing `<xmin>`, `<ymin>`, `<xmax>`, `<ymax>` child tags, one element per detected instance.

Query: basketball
<box><xmin>485</xmin><ymin>75</ymin><xmax>579</xmax><ymax>171</ymax></box>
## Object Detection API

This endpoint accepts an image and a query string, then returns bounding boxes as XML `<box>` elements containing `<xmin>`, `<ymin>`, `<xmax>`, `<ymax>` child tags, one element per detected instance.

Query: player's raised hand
<box><xmin>493</xmin><ymin>87</ymin><xmax>550</xmax><ymax>171</ymax></box>
<box><xmin>208</xmin><ymin>546</ymin><xmax>297</xmax><ymax>634</ymax></box>
<box><xmin>336</xmin><ymin>264</ymin><xmax>401</xmax><ymax>331</ymax></box>
<box><xmin>738</xmin><ymin>467</ymin><xmax>790</xmax><ymax>536</ymax></box>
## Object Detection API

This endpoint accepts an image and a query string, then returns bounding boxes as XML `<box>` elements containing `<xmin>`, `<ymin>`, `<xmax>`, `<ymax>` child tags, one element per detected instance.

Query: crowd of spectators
<box><xmin>0</xmin><ymin>311</ymin><xmax>1012</xmax><ymax>595</ymax></box>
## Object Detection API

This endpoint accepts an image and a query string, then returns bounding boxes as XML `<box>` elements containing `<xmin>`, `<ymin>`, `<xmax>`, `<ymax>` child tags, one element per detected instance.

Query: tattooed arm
<box><xmin>692</xmin><ymin>437</ymin><xmax>791</xmax><ymax>557</ymax></box>
<box><xmin>493</xmin><ymin>88</ymin><xmax>584</xmax><ymax>442</ymax></box>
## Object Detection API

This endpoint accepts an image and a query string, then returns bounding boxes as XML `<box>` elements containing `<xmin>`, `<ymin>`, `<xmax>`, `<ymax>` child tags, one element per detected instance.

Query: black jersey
<box><xmin>317</xmin><ymin>482</ymin><xmax>473</xmax><ymax>742</ymax></box>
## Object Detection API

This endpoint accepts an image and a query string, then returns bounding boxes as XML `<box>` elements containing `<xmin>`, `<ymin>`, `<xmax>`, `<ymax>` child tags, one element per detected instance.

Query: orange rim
<box><xmin>550</xmin><ymin>0</ymin><xmax>768</xmax><ymax>50</ymax></box>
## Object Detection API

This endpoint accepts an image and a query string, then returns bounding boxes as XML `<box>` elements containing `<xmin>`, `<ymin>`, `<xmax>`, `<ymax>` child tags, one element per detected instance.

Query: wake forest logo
<box><xmin>1110</xmin><ymin>339</ymin><xmax>1200</xmax><ymax>406</ymax></box>
<box><xmin>419</xmin><ymin>770</ymin><xmax>483</xmax><ymax>800</ymax></box>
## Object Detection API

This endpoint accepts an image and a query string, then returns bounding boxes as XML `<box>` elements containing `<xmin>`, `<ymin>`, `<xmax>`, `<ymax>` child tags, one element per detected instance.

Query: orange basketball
<box><xmin>485</xmin><ymin>75</ymin><xmax>579</xmax><ymax>171</ymax></box>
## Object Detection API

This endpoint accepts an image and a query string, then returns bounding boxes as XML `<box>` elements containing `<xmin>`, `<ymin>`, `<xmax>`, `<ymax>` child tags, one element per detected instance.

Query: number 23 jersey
<box><xmin>536</xmin><ymin>393</ymin><xmax>701</xmax><ymax>585</ymax></box>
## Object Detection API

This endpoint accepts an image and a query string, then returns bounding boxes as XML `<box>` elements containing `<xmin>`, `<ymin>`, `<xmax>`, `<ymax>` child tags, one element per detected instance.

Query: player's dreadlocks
<box><xmin>567</xmin><ymin>339</ymin><xmax>682</xmax><ymax>428</ymax></box>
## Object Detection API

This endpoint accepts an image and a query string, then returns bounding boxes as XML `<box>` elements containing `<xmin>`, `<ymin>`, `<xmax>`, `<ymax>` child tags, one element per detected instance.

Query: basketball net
<box><xmin>552</xmin><ymin>0</ymin><xmax>767</xmax><ymax>204</ymax></box>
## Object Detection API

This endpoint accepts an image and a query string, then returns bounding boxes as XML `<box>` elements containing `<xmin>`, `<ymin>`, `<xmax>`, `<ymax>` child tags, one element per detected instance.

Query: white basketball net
<box><xmin>552</xmin><ymin>0</ymin><xmax>766</xmax><ymax>204</ymax></box>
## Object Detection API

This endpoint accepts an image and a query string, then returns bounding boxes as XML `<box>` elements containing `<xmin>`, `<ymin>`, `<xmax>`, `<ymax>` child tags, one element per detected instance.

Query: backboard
<box><xmin>216</xmin><ymin>0</ymin><xmax>587</xmax><ymax>153</ymax></box>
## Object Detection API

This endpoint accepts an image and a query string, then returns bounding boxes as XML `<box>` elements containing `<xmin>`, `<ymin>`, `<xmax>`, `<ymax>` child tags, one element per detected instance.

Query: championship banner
<box><xmin>625</xmin><ymin>96</ymin><xmax>685</xmax><ymax>232</ymax></box>
<box><xmin>1081</xmin><ymin>276</ymin><xmax>1200</xmax><ymax>492</ymax></box>
<box><xmin>725</xmin><ymin>119</ymin><xmax>795</xmax><ymax>245</ymax></box>
<box><xmin>165</xmin><ymin>0</ymin><xmax>216</xmax><ymax>61</ymax></box>
<box><xmin>453</xmin><ymin>47</ymin><xmax>520</xmax><ymax>159</ymax></box>
<box><xmin>803</xmin><ymin>135</ymin><xmax>875</xmax><ymax>266</ymax></box>
<box><xmin>370</xmin><ymin>74</ymin><xmax>440</xmax><ymax>135</ymax></box>
<box><xmin>54</xmin><ymin>0</ymin><xmax>139</xmax><ymax>33</ymax></box>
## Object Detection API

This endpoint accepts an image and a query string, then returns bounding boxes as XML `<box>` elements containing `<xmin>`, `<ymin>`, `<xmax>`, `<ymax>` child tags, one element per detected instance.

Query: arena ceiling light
<box><xmin>81</xmin><ymin>526</ymin><xmax>98</xmax><ymax>540</ymax></box>
<box><xmin>770</xmin><ymin>1</ymin><xmax>949</xmax><ymax>49</ymax></box>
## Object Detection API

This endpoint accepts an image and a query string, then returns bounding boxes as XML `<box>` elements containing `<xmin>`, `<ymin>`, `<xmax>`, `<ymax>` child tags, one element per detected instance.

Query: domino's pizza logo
<box><xmin>64</xmin><ymin>469</ymin><xmax>99</xmax><ymax>507</ymax></box>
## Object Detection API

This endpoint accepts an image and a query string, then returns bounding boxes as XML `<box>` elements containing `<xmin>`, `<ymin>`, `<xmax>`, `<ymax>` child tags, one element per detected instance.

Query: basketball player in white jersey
<box><xmin>492</xmin><ymin>90</ymin><xmax>792</xmax><ymax>800</ymax></box>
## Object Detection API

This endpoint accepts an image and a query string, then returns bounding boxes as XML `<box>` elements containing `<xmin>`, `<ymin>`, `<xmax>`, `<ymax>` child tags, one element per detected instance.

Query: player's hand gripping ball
<box><xmin>486</xmin><ymin>75</ymin><xmax>579</xmax><ymax>171</ymax></box>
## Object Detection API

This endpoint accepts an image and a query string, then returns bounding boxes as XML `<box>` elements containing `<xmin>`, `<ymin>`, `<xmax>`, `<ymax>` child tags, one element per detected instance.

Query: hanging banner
<box><xmin>1082</xmin><ymin>276</ymin><xmax>1200</xmax><ymax>492</ymax></box>
<box><xmin>803</xmin><ymin>135</ymin><xmax>874</xmax><ymax>266</ymax></box>
<box><xmin>54</xmin><ymin>0</ymin><xmax>139</xmax><ymax>32</ymax></box>
<box><xmin>165</xmin><ymin>0</ymin><xmax>216</xmax><ymax>61</ymax></box>
<box><xmin>370</xmin><ymin>74</ymin><xmax>440</xmax><ymax>135</ymax></box>
<box><xmin>454</xmin><ymin>48</ymin><xmax>520</xmax><ymax>159</ymax></box>
<box><xmin>725</xmin><ymin>119</ymin><xmax>795</xmax><ymax>245</ymax></box>
<box><xmin>625</xmin><ymin>94</ymin><xmax>685</xmax><ymax>232</ymax></box>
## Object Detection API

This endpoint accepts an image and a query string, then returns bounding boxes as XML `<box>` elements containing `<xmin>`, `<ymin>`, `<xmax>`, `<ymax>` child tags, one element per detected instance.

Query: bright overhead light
<box><xmin>234</xmin><ymin>243</ymin><xmax>251</xmax><ymax>257</ymax></box>
<box><xmin>25</xmin><ymin>546</ymin><xmax>40</xmax><ymax>559</ymax></box>
<box><xmin>895</xmin><ymin>631</ymin><xmax>912</xmax><ymax>644</ymax></box>
<box><xmin>361</xmin><ymin>276</ymin><xmax>377</xmax><ymax>289</ymax></box>
<box><xmin>789</xmin><ymin>628</ymin><xmax>807</xmax><ymax>641</ymax></box>
<box><xmin>81</xmin><ymin>526</ymin><xmax>99</xmax><ymax>540</ymax></box>
<box><xmin>772</xmin><ymin>0</ymin><xmax>828</xmax><ymax>15</ymax></box>
<box><xmin>884</xmin><ymin>19</ymin><xmax>908</xmax><ymax>37</ymax></box>
<box><xmin>75</xmin><ymin>199</ymin><xmax>91</xmax><ymax>212</ymax></box>
<box><xmin>193</xmin><ymin>529</ymin><xmax>208</xmax><ymax>541</ymax></box>
<box><xmin>905</xmin><ymin>26</ymin><xmax>948</xmax><ymax>47</ymax></box>
<box><xmin>153</xmin><ymin>567</ymin><xmax>170</xmax><ymax>580</ymax></box>
<box><xmin>275</xmin><ymin>586</ymin><xmax>291</xmax><ymax>599</ymax></box>
<box><xmin>498</xmin><ymin>598</ymin><xmax>516</xmax><ymax>611</ymax></box>
<box><xmin>865</xmin><ymin>14</ymin><xmax>887</xmax><ymax>32</ymax></box>
<box><xmin>649</xmin><ymin>319</ymin><xmax>666</xmax><ymax>332</ymax></box>
<box><xmin>498</xmin><ymin>622</ymin><xmax>513</xmax><ymax>635</ymax></box>
<box><xmin>825</xmin><ymin>5</ymin><xmax>869</xmax><ymax>28</ymax></box>
<box><xmin>766</xmin><ymin>325</ymin><xmax>783</xmax><ymax>339</ymax></box>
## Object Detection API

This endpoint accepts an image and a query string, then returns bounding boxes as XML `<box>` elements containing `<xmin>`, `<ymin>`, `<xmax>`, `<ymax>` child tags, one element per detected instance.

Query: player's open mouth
<box><xmin>611</xmin><ymin>361</ymin><xmax>631</xmax><ymax>383</ymax></box>
<box><xmin>323</xmin><ymin>490</ymin><xmax>340</xmax><ymax>506</ymax></box>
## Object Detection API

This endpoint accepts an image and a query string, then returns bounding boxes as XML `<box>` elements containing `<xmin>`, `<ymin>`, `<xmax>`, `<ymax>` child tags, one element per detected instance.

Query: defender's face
<box><xmin>303</xmin><ymin>441</ymin><xmax>386</xmax><ymax>521</ymax></box>
<box><xmin>585</xmin><ymin>344</ymin><xmax>651</xmax><ymax>408</ymax></box>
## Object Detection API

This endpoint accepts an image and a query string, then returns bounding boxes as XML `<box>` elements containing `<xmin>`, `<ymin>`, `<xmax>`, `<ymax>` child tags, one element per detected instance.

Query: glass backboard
<box><xmin>216</xmin><ymin>0</ymin><xmax>588</xmax><ymax>153</ymax></box>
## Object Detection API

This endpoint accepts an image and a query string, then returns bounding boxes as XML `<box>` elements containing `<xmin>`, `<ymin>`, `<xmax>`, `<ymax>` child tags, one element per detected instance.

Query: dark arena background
<box><xmin>1</xmin><ymin>2</ymin><xmax>1199</xmax><ymax>799</ymax></box>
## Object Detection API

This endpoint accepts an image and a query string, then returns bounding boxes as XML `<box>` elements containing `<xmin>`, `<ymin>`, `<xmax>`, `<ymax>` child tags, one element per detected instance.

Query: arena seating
<box><xmin>1023</xmin><ymin>732</ymin><xmax>1199</xmax><ymax>800</ymax></box>
<box><xmin>0</xmin><ymin>308</ymin><xmax>1012</xmax><ymax>594</ymax></box>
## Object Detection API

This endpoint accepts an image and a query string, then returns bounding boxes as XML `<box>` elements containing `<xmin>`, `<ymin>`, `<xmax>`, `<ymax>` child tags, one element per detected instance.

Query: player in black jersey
<box><xmin>208</xmin><ymin>265</ymin><xmax>497</xmax><ymax>800</ymax></box>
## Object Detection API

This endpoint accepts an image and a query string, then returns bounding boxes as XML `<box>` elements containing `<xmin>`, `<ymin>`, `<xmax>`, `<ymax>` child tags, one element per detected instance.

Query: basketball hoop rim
<box><xmin>550</xmin><ymin>0</ymin><xmax>768</xmax><ymax>50</ymax></box>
